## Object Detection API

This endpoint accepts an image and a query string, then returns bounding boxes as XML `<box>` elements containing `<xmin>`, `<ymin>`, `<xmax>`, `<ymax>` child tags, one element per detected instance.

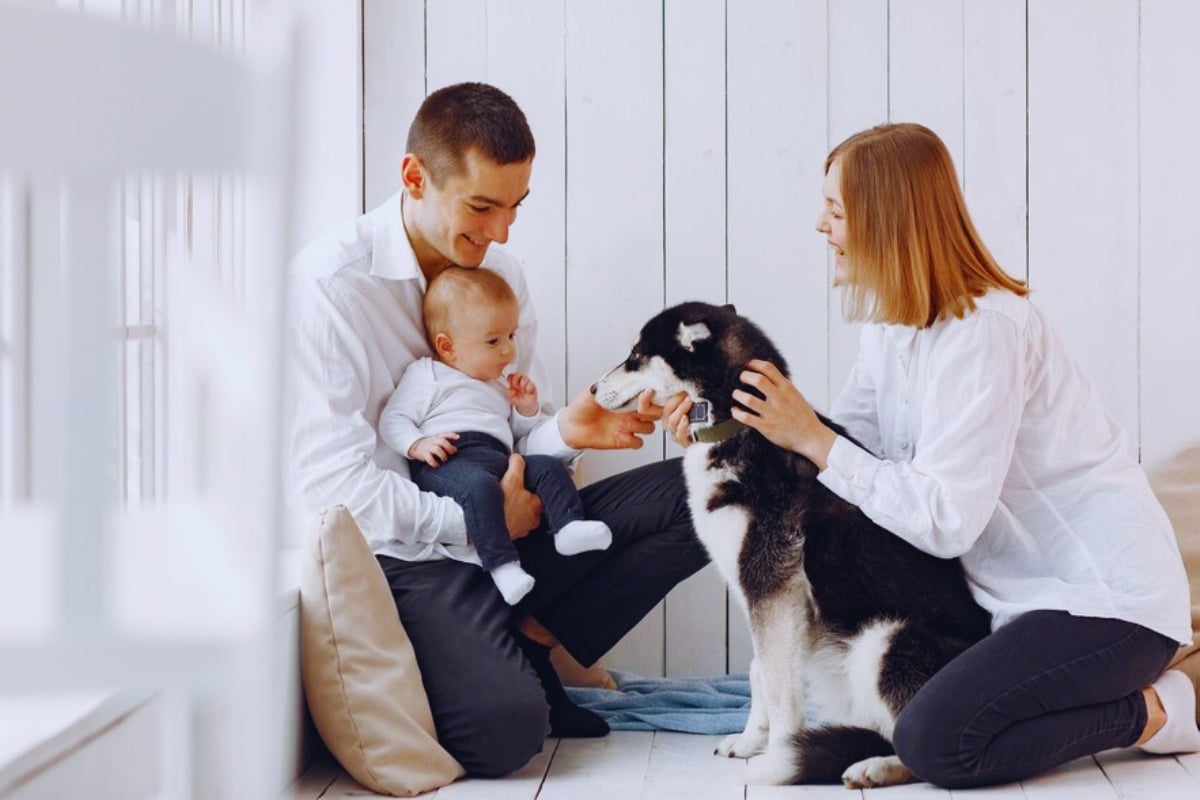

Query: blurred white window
<box><xmin>50</xmin><ymin>0</ymin><xmax>251</xmax><ymax>508</ymax></box>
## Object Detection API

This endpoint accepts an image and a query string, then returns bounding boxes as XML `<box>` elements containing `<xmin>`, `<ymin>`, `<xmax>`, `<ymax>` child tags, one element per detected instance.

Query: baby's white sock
<box><xmin>1140</xmin><ymin>670</ymin><xmax>1200</xmax><ymax>755</ymax></box>
<box><xmin>491</xmin><ymin>561</ymin><xmax>535</xmax><ymax>605</ymax></box>
<box><xmin>555</xmin><ymin>520</ymin><xmax>613</xmax><ymax>556</ymax></box>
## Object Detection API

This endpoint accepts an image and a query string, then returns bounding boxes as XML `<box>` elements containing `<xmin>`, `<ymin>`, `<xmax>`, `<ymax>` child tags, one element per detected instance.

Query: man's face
<box><xmin>405</xmin><ymin>148</ymin><xmax>532</xmax><ymax>275</ymax></box>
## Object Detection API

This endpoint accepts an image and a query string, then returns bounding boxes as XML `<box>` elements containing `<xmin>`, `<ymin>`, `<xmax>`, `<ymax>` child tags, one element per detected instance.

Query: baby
<box><xmin>379</xmin><ymin>266</ymin><xmax>612</xmax><ymax>605</ymax></box>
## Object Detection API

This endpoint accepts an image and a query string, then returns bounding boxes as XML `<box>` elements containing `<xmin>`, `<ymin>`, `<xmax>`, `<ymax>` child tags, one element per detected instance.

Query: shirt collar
<box><xmin>368</xmin><ymin>191</ymin><xmax>428</xmax><ymax>290</ymax></box>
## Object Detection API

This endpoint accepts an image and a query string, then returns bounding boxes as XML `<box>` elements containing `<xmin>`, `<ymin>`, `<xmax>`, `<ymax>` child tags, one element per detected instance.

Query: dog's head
<box><xmin>591</xmin><ymin>301</ymin><xmax>789</xmax><ymax>425</ymax></box>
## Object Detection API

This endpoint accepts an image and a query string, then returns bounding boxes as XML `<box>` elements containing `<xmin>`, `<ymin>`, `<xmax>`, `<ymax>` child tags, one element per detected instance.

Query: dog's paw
<box><xmin>715</xmin><ymin>727</ymin><xmax>767</xmax><ymax>758</ymax></box>
<box><xmin>842</xmin><ymin>755</ymin><xmax>914</xmax><ymax>789</ymax></box>
<box><xmin>745</xmin><ymin>749</ymin><xmax>796</xmax><ymax>785</ymax></box>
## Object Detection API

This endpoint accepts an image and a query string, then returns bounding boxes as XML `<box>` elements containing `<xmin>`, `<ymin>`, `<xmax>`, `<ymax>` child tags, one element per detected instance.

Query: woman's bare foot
<box><xmin>1135</xmin><ymin>685</ymin><xmax>1167</xmax><ymax>746</ymax></box>
<box><xmin>1138</xmin><ymin>670</ymin><xmax>1200</xmax><ymax>753</ymax></box>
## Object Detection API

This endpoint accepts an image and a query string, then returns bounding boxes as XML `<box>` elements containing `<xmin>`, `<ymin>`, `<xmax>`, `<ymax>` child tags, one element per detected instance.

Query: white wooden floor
<box><xmin>282</xmin><ymin>732</ymin><xmax>1200</xmax><ymax>800</ymax></box>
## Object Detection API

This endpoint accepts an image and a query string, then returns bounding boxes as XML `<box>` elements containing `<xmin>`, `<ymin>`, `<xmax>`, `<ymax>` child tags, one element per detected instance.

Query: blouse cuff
<box><xmin>817</xmin><ymin>435</ymin><xmax>880</xmax><ymax>507</ymax></box>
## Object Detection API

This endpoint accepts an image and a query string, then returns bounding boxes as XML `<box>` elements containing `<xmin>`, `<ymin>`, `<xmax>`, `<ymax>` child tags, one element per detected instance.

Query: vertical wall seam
<box><xmin>1024</xmin><ymin>0</ymin><xmax>1030</xmax><ymax>285</ymax></box>
<box><xmin>1136</xmin><ymin>0</ymin><xmax>1142</xmax><ymax>461</ymax></box>
<box><xmin>961</xmin><ymin>0</ymin><xmax>967</xmax><ymax>195</ymax></box>
<box><xmin>723</xmin><ymin>0</ymin><xmax>730</xmax><ymax>305</ymax></box>
<box><xmin>886</xmin><ymin>0</ymin><xmax>891</xmax><ymax>121</ymax></box>
<box><xmin>659</xmin><ymin>1</ymin><xmax>668</xmax><ymax>674</ymax></box>
<box><xmin>825</xmin><ymin>0</ymin><xmax>832</xmax><ymax>405</ymax></box>
<box><xmin>661</xmin><ymin>0</ymin><xmax>668</xmax><ymax>469</ymax></box>
<box><xmin>724</xmin><ymin>0</ymin><xmax>731</xmax><ymax>675</ymax></box>
<box><xmin>360</xmin><ymin>0</ymin><xmax>367</xmax><ymax>215</ymax></box>
<box><xmin>562</xmin><ymin>7</ymin><xmax>569</xmax><ymax>406</ymax></box>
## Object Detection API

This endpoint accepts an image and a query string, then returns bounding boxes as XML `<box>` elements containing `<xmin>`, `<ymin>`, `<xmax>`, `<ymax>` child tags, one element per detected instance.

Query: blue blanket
<box><xmin>566</xmin><ymin>670</ymin><xmax>751</xmax><ymax>734</ymax></box>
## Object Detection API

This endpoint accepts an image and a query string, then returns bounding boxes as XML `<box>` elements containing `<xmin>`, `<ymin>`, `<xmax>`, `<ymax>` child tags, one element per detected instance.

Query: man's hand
<box><xmin>507</xmin><ymin>372</ymin><xmax>540</xmax><ymax>417</ymax></box>
<box><xmin>559</xmin><ymin>387</ymin><xmax>661</xmax><ymax>450</ymax></box>
<box><xmin>407</xmin><ymin>432</ymin><xmax>459</xmax><ymax>467</ymax></box>
<box><xmin>661</xmin><ymin>392</ymin><xmax>694</xmax><ymax>448</ymax></box>
<box><xmin>501</xmin><ymin>454</ymin><xmax>542</xmax><ymax>540</ymax></box>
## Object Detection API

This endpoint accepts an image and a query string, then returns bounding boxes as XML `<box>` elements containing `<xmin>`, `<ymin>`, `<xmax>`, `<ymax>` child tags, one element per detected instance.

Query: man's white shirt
<box><xmin>286</xmin><ymin>192</ymin><xmax>577</xmax><ymax>564</ymax></box>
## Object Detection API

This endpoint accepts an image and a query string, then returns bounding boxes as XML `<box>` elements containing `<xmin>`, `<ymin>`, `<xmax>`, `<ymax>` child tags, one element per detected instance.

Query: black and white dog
<box><xmin>591</xmin><ymin>302</ymin><xmax>990</xmax><ymax>787</ymax></box>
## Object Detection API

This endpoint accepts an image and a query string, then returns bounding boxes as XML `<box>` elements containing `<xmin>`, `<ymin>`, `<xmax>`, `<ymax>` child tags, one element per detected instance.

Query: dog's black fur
<box><xmin>593</xmin><ymin>302</ymin><xmax>991</xmax><ymax>785</ymax></box>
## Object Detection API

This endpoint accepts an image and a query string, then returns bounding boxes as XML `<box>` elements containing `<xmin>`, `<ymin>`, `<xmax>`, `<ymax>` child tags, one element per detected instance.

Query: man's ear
<box><xmin>434</xmin><ymin>332</ymin><xmax>455</xmax><ymax>362</ymax></box>
<box><xmin>400</xmin><ymin>153</ymin><xmax>426</xmax><ymax>199</ymax></box>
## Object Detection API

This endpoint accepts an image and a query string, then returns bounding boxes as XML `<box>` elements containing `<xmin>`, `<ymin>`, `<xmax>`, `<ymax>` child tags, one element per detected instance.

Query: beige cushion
<box><xmin>1150</xmin><ymin>446</ymin><xmax>1200</xmax><ymax>723</ymax></box>
<box><xmin>299</xmin><ymin>505</ymin><xmax>463</xmax><ymax>796</ymax></box>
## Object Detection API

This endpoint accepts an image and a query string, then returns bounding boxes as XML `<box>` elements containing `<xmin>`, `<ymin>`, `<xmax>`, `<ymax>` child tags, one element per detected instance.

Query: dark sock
<box><xmin>514</xmin><ymin>633</ymin><xmax>610</xmax><ymax>739</ymax></box>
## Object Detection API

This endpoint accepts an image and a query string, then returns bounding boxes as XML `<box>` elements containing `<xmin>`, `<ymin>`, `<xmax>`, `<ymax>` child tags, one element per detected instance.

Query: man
<box><xmin>287</xmin><ymin>82</ymin><xmax>708</xmax><ymax>777</ymax></box>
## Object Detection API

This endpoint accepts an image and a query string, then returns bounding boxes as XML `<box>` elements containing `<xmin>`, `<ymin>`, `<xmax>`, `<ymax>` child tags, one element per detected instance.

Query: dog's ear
<box><xmin>722</xmin><ymin>303</ymin><xmax>737</xmax><ymax>315</ymax></box>
<box><xmin>677</xmin><ymin>321</ymin><xmax>712</xmax><ymax>352</ymax></box>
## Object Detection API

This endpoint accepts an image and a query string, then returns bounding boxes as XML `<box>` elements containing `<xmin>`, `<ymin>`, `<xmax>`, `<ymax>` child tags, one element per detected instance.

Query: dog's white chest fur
<box><xmin>682</xmin><ymin>445</ymin><xmax>750</xmax><ymax>608</ymax></box>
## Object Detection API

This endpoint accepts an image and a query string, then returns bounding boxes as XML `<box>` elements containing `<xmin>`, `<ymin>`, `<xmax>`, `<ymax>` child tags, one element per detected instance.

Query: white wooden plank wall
<box><xmin>1030</xmin><ymin>0</ymin><xmax>1141</xmax><ymax>447</ymax></box>
<box><xmin>1140</xmin><ymin>0</ymin><xmax>1200</xmax><ymax>470</ymax></box>
<box><xmin>362</xmin><ymin>0</ymin><xmax>1200</xmax><ymax>677</ymax></box>
<box><xmin>661</xmin><ymin>0</ymin><xmax>728</xmax><ymax>677</ymax></box>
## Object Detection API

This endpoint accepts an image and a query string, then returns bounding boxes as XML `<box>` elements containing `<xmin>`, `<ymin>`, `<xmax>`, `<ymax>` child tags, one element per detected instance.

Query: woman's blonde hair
<box><xmin>828</xmin><ymin>122</ymin><xmax>1027</xmax><ymax>327</ymax></box>
<box><xmin>422</xmin><ymin>266</ymin><xmax>518</xmax><ymax>346</ymax></box>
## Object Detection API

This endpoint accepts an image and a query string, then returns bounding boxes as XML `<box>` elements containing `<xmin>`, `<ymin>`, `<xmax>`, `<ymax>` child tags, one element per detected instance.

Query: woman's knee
<box><xmin>447</xmin><ymin>680</ymin><xmax>549</xmax><ymax>778</ymax></box>
<box><xmin>893</xmin><ymin>704</ymin><xmax>976</xmax><ymax>789</ymax></box>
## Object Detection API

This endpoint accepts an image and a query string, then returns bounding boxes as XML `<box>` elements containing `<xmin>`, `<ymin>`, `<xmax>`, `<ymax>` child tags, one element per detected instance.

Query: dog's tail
<box><xmin>789</xmin><ymin>725</ymin><xmax>894</xmax><ymax>784</ymax></box>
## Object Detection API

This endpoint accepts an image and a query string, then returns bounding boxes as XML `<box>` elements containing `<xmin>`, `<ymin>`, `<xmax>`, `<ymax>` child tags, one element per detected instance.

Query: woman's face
<box><xmin>815</xmin><ymin>157</ymin><xmax>848</xmax><ymax>284</ymax></box>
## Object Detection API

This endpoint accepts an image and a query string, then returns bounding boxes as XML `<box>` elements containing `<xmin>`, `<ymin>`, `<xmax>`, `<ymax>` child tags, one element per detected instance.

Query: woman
<box><xmin>665</xmin><ymin>123</ymin><xmax>1198</xmax><ymax>788</ymax></box>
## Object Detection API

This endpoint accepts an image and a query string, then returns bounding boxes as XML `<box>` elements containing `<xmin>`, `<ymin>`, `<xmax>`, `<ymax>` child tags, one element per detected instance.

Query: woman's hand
<box><xmin>731</xmin><ymin>359</ymin><xmax>837</xmax><ymax>468</ymax></box>
<box><xmin>662</xmin><ymin>392</ymin><xmax>694</xmax><ymax>448</ymax></box>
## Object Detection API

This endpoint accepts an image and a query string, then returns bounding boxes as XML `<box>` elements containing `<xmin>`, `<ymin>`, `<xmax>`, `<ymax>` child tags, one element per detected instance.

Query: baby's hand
<box><xmin>508</xmin><ymin>372</ymin><xmax>540</xmax><ymax>416</ymax></box>
<box><xmin>408</xmin><ymin>432</ymin><xmax>459</xmax><ymax>467</ymax></box>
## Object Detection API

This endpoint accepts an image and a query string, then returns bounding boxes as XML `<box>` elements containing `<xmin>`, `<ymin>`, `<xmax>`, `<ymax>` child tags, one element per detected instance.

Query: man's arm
<box><xmin>557</xmin><ymin>387</ymin><xmax>661</xmax><ymax>450</ymax></box>
<box><xmin>489</xmin><ymin>254</ymin><xmax>661</xmax><ymax>458</ymax></box>
<box><xmin>286</xmin><ymin>281</ymin><xmax>470</xmax><ymax>548</ymax></box>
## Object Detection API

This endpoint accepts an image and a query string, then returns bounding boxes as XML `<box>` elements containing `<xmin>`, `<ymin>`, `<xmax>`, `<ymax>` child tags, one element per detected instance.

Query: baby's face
<box><xmin>444</xmin><ymin>300</ymin><xmax>519</xmax><ymax>382</ymax></box>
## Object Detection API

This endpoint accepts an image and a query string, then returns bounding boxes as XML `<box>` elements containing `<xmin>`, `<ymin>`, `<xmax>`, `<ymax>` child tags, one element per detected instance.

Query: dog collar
<box><xmin>690</xmin><ymin>417</ymin><xmax>746</xmax><ymax>444</ymax></box>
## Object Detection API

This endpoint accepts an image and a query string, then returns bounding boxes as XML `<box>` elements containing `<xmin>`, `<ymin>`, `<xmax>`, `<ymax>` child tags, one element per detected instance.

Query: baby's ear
<box><xmin>434</xmin><ymin>332</ymin><xmax>455</xmax><ymax>362</ymax></box>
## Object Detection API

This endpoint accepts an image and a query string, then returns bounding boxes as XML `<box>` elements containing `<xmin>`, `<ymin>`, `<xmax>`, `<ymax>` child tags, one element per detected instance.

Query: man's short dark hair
<box><xmin>407</xmin><ymin>82</ymin><xmax>536</xmax><ymax>186</ymax></box>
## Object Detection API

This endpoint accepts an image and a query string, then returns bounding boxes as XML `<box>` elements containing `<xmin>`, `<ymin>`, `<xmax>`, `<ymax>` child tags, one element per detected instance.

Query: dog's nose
<box><xmin>589</xmin><ymin>383</ymin><xmax>598</xmax><ymax>395</ymax></box>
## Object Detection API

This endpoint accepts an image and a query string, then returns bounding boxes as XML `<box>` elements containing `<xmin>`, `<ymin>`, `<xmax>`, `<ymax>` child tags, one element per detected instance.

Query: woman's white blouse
<box><xmin>818</xmin><ymin>289</ymin><xmax>1192</xmax><ymax>643</ymax></box>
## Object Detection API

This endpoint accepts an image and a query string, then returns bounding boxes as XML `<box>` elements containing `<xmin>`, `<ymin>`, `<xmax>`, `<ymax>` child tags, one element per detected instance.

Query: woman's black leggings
<box><xmin>892</xmin><ymin>609</ymin><xmax>1180</xmax><ymax>789</ymax></box>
